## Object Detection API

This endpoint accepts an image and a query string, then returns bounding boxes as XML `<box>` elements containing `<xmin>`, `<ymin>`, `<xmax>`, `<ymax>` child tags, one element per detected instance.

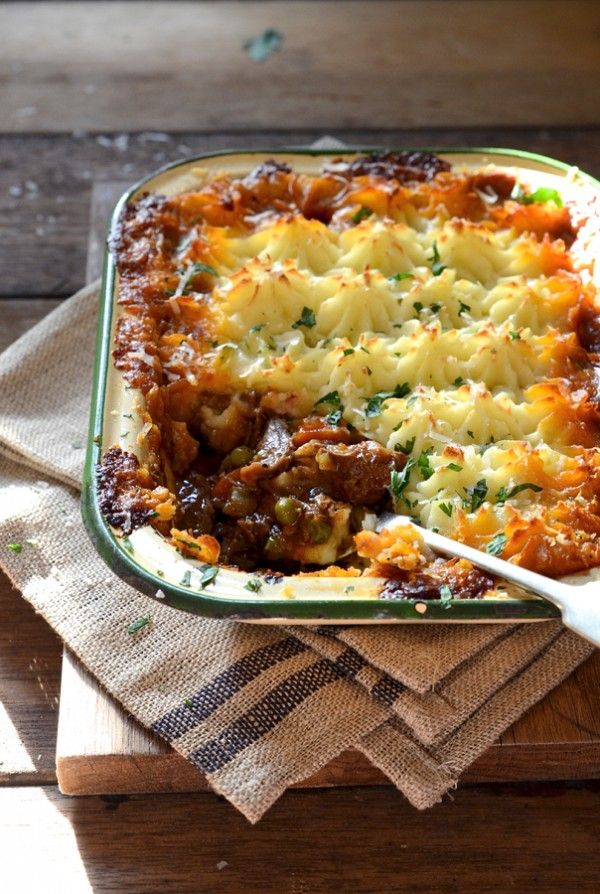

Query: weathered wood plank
<box><xmin>2</xmin><ymin>129</ymin><xmax>600</xmax><ymax>298</ymax></box>
<box><xmin>2</xmin><ymin>783</ymin><xmax>600</xmax><ymax>893</ymax></box>
<box><xmin>0</xmin><ymin>569</ymin><xmax>61</xmax><ymax>784</ymax></box>
<box><xmin>2</xmin><ymin>2</ymin><xmax>599</xmax><ymax>133</ymax></box>
<box><xmin>0</xmin><ymin>299</ymin><xmax>61</xmax><ymax>353</ymax></box>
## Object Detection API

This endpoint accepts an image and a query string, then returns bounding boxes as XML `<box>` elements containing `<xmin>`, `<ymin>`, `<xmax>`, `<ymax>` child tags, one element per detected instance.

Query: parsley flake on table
<box><xmin>291</xmin><ymin>306</ymin><xmax>316</xmax><ymax>329</ymax></box>
<box><xmin>243</xmin><ymin>28</ymin><xmax>283</xmax><ymax>62</ymax></box>
<box><xmin>127</xmin><ymin>616</ymin><xmax>152</xmax><ymax>636</ymax></box>
<box><xmin>486</xmin><ymin>532</ymin><xmax>507</xmax><ymax>556</ymax></box>
<box><xmin>429</xmin><ymin>241</ymin><xmax>446</xmax><ymax>276</ymax></box>
<box><xmin>7</xmin><ymin>543</ymin><xmax>22</xmax><ymax>554</ymax></box>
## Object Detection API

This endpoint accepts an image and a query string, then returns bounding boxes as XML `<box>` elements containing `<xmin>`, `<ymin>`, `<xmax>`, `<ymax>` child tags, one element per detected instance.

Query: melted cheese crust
<box><xmin>111</xmin><ymin>156</ymin><xmax>600</xmax><ymax>579</ymax></box>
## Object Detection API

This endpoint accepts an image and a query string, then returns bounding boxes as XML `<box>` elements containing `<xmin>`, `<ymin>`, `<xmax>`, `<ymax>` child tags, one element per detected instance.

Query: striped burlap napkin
<box><xmin>0</xmin><ymin>282</ymin><xmax>594</xmax><ymax>821</ymax></box>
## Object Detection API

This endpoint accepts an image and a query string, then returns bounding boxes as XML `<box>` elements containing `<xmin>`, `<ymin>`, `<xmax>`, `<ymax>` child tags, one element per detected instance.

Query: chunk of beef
<box><xmin>239</xmin><ymin>418</ymin><xmax>294</xmax><ymax>484</ymax></box>
<box><xmin>175</xmin><ymin>473</ymin><xmax>215</xmax><ymax>536</ymax></box>
<box><xmin>380</xmin><ymin>559</ymin><xmax>495</xmax><ymax>600</ymax></box>
<box><xmin>294</xmin><ymin>439</ymin><xmax>404</xmax><ymax>505</ymax></box>
<box><xmin>323</xmin><ymin>152</ymin><xmax>451</xmax><ymax>183</ymax></box>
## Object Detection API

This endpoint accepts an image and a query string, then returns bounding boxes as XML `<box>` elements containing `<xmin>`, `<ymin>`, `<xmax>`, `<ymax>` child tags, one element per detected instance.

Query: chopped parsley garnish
<box><xmin>344</xmin><ymin>585</ymin><xmax>355</xmax><ymax>594</ymax></box>
<box><xmin>390</xmin><ymin>272</ymin><xmax>414</xmax><ymax>282</ymax></box>
<box><xmin>416</xmin><ymin>449</ymin><xmax>434</xmax><ymax>480</ymax></box>
<box><xmin>244</xmin><ymin>578</ymin><xmax>263</xmax><ymax>593</ymax></box>
<box><xmin>359</xmin><ymin>346</ymin><xmax>370</xmax><ymax>354</ymax></box>
<box><xmin>467</xmin><ymin>430</ymin><xmax>475</xmax><ymax>439</ymax></box>
<box><xmin>512</xmin><ymin>183</ymin><xmax>563</xmax><ymax>208</ymax></box>
<box><xmin>447</xmin><ymin>462</ymin><xmax>463</xmax><ymax>472</ymax></box>
<box><xmin>495</xmin><ymin>482</ymin><xmax>543</xmax><ymax>505</ymax></box>
<box><xmin>127</xmin><ymin>616</ymin><xmax>152</xmax><ymax>636</ymax></box>
<box><xmin>243</xmin><ymin>28</ymin><xmax>283</xmax><ymax>62</ymax></box>
<box><xmin>458</xmin><ymin>301</ymin><xmax>471</xmax><ymax>316</ymax></box>
<box><xmin>429</xmin><ymin>241</ymin><xmax>446</xmax><ymax>276</ymax></box>
<box><xmin>351</xmin><ymin>205</ymin><xmax>373</xmax><ymax>224</ymax></box>
<box><xmin>190</xmin><ymin>261</ymin><xmax>218</xmax><ymax>278</ymax></box>
<box><xmin>486</xmin><ymin>532</ymin><xmax>507</xmax><ymax>556</ymax></box>
<box><xmin>7</xmin><ymin>543</ymin><xmax>22</xmax><ymax>554</ymax></box>
<box><xmin>509</xmin><ymin>330</ymin><xmax>521</xmax><ymax>340</ymax></box>
<box><xmin>390</xmin><ymin>459</ymin><xmax>415</xmax><ymax>502</ymax></box>
<box><xmin>394</xmin><ymin>436</ymin><xmax>416</xmax><ymax>455</ymax></box>
<box><xmin>464</xmin><ymin>478</ymin><xmax>488</xmax><ymax>512</ymax></box>
<box><xmin>364</xmin><ymin>383</ymin><xmax>411</xmax><ymax>417</ymax></box>
<box><xmin>439</xmin><ymin>502</ymin><xmax>453</xmax><ymax>518</ymax></box>
<box><xmin>413</xmin><ymin>301</ymin><xmax>424</xmax><ymax>314</ymax></box>
<box><xmin>180</xmin><ymin>570</ymin><xmax>192</xmax><ymax>587</ymax></box>
<box><xmin>453</xmin><ymin>376</ymin><xmax>465</xmax><ymax>386</ymax></box>
<box><xmin>342</xmin><ymin>348</ymin><xmax>355</xmax><ymax>356</ymax></box>
<box><xmin>250</xmin><ymin>324</ymin><xmax>265</xmax><ymax>333</ymax></box>
<box><xmin>325</xmin><ymin>409</ymin><xmax>343</xmax><ymax>425</ymax></box>
<box><xmin>439</xmin><ymin>584</ymin><xmax>453</xmax><ymax>609</ymax></box>
<box><xmin>430</xmin><ymin>303</ymin><xmax>442</xmax><ymax>313</ymax></box>
<box><xmin>199</xmin><ymin>564</ymin><xmax>219</xmax><ymax>587</ymax></box>
<box><xmin>291</xmin><ymin>306</ymin><xmax>316</xmax><ymax>329</ymax></box>
<box><xmin>314</xmin><ymin>390</ymin><xmax>341</xmax><ymax>408</ymax></box>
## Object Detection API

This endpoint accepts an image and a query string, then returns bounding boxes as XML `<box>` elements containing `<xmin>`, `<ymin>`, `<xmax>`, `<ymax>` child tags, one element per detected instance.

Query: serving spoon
<box><xmin>376</xmin><ymin>513</ymin><xmax>600</xmax><ymax>648</ymax></box>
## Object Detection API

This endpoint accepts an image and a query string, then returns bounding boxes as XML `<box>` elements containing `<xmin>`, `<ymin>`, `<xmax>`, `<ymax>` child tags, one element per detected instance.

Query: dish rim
<box><xmin>81</xmin><ymin>145</ymin><xmax>600</xmax><ymax>623</ymax></box>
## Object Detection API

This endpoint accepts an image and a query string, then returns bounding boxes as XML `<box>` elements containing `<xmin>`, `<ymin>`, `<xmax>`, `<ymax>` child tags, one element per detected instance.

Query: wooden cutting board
<box><xmin>55</xmin><ymin>181</ymin><xmax>600</xmax><ymax>796</ymax></box>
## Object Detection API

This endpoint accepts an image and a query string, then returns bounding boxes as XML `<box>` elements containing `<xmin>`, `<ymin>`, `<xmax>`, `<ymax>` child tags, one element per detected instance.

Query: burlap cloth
<box><xmin>0</xmin><ymin>283</ymin><xmax>595</xmax><ymax>821</ymax></box>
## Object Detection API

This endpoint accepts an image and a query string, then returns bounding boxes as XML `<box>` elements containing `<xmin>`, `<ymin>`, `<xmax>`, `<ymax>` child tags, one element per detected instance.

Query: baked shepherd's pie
<box><xmin>98</xmin><ymin>151</ymin><xmax>600</xmax><ymax>601</ymax></box>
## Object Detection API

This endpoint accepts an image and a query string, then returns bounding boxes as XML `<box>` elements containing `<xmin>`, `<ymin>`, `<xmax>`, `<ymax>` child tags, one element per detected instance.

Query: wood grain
<box><xmin>0</xmin><ymin>567</ymin><xmax>61</xmax><ymax>784</ymax></box>
<box><xmin>2</xmin><ymin>2</ymin><xmax>599</xmax><ymax>132</ymax></box>
<box><xmin>2</xmin><ymin>129</ymin><xmax>600</xmax><ymax>298</ymax></box>
<box><xmin>3</xmin><ymin>783</ymin><xmax>600</xmax><ymax>894</ymax></box>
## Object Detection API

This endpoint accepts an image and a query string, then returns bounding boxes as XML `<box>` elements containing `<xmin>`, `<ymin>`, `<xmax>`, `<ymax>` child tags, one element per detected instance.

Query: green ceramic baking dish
<box><xmin>81</xmin><ymin>147</ymin><xmax>600</xmax><ymax>623</ymax></box>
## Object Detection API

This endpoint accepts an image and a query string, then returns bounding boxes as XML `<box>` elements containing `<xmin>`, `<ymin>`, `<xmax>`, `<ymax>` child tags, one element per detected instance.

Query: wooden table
<box><xmin>2</xmin><ymin>3</ymin><xmax>600</xmax><ymax>891</ymax></box>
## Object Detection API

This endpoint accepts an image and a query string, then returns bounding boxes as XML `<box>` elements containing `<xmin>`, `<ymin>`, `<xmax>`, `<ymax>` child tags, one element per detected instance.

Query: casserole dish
<box><xmin>82</xmin><ymin>148</ymin><xmax>600</xmax><ymax>623</ymax></box>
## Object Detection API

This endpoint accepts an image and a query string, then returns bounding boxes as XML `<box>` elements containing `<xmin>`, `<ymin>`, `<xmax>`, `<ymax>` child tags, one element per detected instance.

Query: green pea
<box><xmin>274</xmin><ymin>496</ymin><xmax>302</xmax><ymax>527</ymax></box>
<box><xmin>223</xmin><ymin>485</ymin><xmax>257</xmax><ymax>518</ymax></box>
<box><xmin>306</xmin><ymin>519</ymin><xmax>332</xmax><ymax>544</ymax></box>
<box><xmin>264</xmin><ymin>532</ymin><xmax>285</xmax><ymax>560</ymax></box>
<box><xmin>222</xmin><ymin>445</ymin><xmax>254</xmax><ymax>470</ymax></box>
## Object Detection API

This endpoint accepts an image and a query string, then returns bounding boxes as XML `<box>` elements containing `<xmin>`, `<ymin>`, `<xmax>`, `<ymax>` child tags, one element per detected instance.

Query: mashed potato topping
<box><xmin>98</xmin><ymin>153</ymin><xmax>600</xmax><ymax>596</ymax></box>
